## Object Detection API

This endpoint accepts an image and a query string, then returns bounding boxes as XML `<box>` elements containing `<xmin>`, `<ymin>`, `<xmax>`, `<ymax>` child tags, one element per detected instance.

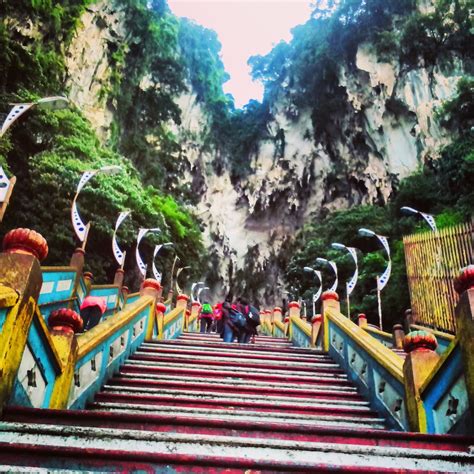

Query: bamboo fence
<box><xmin>403</xmin><ymin>221</ymin><xmax>474</xmax><ymax>333</ymax></box>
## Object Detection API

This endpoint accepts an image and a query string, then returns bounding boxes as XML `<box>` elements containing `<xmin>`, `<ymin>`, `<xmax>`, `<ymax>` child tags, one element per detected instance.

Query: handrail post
<box><xmin>453</xmin><ymin>266</ymin><xmax>474</xmax><ymax>419</ymax></box>
<box><xmin>393</xmin><ymin>324</ymin><xmax>405</xmax><ymax>349</ymax></box>
<box><xmin>287</xmin><ymin>301</ymin><xmax>300</xmax><ymax>339</ymax></box>
<box><xmin>403</xmin><ymin>331</ymin><xmax>439</xmax><ymax>432</ymax></box>
<box><xmin>0</xmin><ymin>228</ymin><xmax>47</xmax><ymax>412</ymax></box>
<box><xmin>140</xmin><ymin>279</ymin><xmax>162</xmax><ymax>341</ymax></box>
<box><xmin>321</xmin><ymin>291</ymin><xmax>340</xmax><ymax>352</ymax></box>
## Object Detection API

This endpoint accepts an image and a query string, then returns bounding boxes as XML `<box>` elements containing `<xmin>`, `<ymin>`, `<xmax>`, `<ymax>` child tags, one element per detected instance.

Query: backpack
<box><xmin>228</xmin><ymin>308</ymin><xmax>247</xmax><ymax>329</ymax></box>
<box><xmin>201</xmin><ymin>303</ymin><xmax>213</xmax><ymax>314</ymax></box>
<box><xmin>245</xmin><ymin>305</ymin><xmax>261</xmax><ymax>327</ymax></box>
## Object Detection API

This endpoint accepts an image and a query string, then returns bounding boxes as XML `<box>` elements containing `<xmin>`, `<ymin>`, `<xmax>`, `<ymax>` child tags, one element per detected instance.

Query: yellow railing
<box><xmin>403</xmin><ymin>222</ymin><xmax>473</xmax><ymax>333</ymax></box>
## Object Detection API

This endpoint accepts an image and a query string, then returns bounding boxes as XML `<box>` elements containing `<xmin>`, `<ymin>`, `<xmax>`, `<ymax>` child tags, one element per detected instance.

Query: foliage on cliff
<box><xmin>286</xmin><ymin>77</ymin><xmax>473</xmax><ymax>328</ymax></box>
<box><xmin>0</xmin><ymin>0</ymin><xmax>205</xmax><ymax>286</ymax></box>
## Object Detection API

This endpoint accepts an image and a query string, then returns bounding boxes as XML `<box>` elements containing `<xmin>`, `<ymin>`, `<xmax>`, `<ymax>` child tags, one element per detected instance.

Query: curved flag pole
<box><xmin>112</xmin><ymin>211</ymin><xmax>130</xmax><ymax>269</ymax></box>
<box><xmin>0</xmin><ymin>96</ymin><xmax>69</xmax><ymax>138</ymax></box>
<box><xmin>135</xmin><ymin>227</ymin><xmax>161</xmax><ymax>280</ymax></box>
<box><xmin>152</xmin><ymin>243</ymin><xmax>173</xmax><ymax>283</ymax></box>
<box><xmin>331</xmin><ymin>243</ymin><xmax>359</xmax><ymax>318</ymax></box>
<box><xmin>71</xmin><ymin>166</ymin><xmax>122</xmax><ymax>250</ymax></box>
<box><xmin>359</xmin><ymin>228</ymin><xmax>391</xmax><ymax>330</ymax></box>
<box><xmin>304</xmin><ymin>267</ymin><xmax>323</xmax><ymax>317</ymax></box>
<box><xmin>316</xmin><ymin>258</ymin><xmax>338</xmax><ymax>293</ymax></box>
<box><xmin>175</xmin><ymin>266</ymin><xmax>191</xmax><ymax>295</ymax></box>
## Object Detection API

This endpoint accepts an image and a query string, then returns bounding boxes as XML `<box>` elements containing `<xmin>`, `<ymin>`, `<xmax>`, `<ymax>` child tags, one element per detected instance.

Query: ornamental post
<box><xmin>453</xmin><ymin>265</ymin><xmax>474</xmax><ymax>419</ymax></box>
<box><xmin>176</xmin><ymin>294</ymin><xmax>189</xmax><ymax>330</ymax></box>
<box><xmin>47</xmin><ymin>308</ymin><xmax>82</xmax><ymax>408</ymax></box>
<box><xmin>287</xmin><ymin>301</ymin><xmax>300</xmax><ymax>338</ymax></box>
<box><xmin>393</xmin><ymin>324</ymin><xmax>405</xmax><ymax>349</ymax></box>
<box><xmin>191</xmin><ymin>301</ymin><xmax>201</xmax><ymax>331</ymax></box>
<box><xmin>140</xmin><ymin>279</ymin><xmax>162</xmax><ymax>341</ymax></box>
<box><xmin>311</xmin><ymin>314</ymin><xmax>322</xmax><ymax>348</ymax></box>
<box><xmin>358</xmin><ymin>313</ymin><xmax>368</xmax><ymax>328</ymax></box>
<box><xmin>0</xmin><ymin>228</ymin><xmax>47</xmax><ymax>411</ymax></box>
<box><xmin>155</xmin><ymin>302</ymin><xmax>167</xmax><ymax>339</ymax></box>
<box><xmin>403</xmin><ymin>330</ymin><xmax>440</xmax><ymax>432</ymax></box>
<box><xmin>321</xmin><ymin>291</ymin><xmax>340</xmax><ymax>352</ymax></box>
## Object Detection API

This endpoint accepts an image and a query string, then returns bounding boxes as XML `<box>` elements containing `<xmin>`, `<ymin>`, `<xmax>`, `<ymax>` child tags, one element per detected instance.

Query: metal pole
<box><xmin>377</xmin><ymin>276</ymin><xmax>383</xmax><ymax>330</ymax></box>
<box><xmin>312</xmin><ymin>296</ymin><xmax>316</xmax><ymax>319</ymax></box>
<box><xmin>346</xmin><ymin>282</ymin><xmax>350</xmax><ymax>319</ymax></box>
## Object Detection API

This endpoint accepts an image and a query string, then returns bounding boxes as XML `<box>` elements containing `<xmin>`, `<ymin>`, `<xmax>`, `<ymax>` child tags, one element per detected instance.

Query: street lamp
<box><xmin>197</xmin><ymin>286</ymin><xmax>210</xmax><ymax>303</ymax></box>
<box><xmin>0</xmin><ymin>96</ymin><xmax>70</xmax><ymax>138</ymax></box>
<box><xmin>152</xmin><ymin>242</ymin><xmax>173</xmax><ymax>283</ymax></box>
<box><xmin>135</xmin><ymin>227</ymin><xmax>161</xmax><ymax>280</ymax></box>
<box><xmin>331</xmin><ymin>243</ymin><xmax>359</xmax><ymax>318</ymax></box>
<box><xmin>112</xmin><ymin>211</ymin><xmax>131</xmax><ymax>269</ymax></box>
<box><xmin>358</xmin><ymin>228</ymin><xmax>391</xmax><ymax>330</ymax></box>
<box><xmin>71</xmin><ymin>166</ymin><xmax>122</xmax><ymax>250</ymax></box>
<box><xmin>304</xmin><ymin>266</ymin><xmax>323</xmax><ymax>317</ymax></box>
<box><xmin>316</xmin><ymin>258</ymin><xmax>338</xmax><ymax>292</ymax></box>
<box><xmin>175</xmin><ymin>266</ymin><xmax>191</xmax><ymax>294</ymax></box>
<box><xmin>400</xmin><ymin>206</ymin><xmax>437</xmax><ymax>231</ymax></box>
<box><xmin>168</xmin><ymin>255</ymin><xmax>180</xmax><ymax>296</ymax></box>
<box><xmin>1</xmin><ymin>96</ymin><xmax>71</xmax><ymax>223</ymax></box>
<box><xmin>191</xmin><ymin>281</ymin><xmax>205</xmax><ymax>303</ymax></box>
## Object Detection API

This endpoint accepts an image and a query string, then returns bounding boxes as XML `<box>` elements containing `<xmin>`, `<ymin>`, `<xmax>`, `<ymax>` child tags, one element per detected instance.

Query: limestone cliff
<box><xmin>64</xmin><ymin>0</ymin><xmax>470</xmax><ymax>303</ymax></box>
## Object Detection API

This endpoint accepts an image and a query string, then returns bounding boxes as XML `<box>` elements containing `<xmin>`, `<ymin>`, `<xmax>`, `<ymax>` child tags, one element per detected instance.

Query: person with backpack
<box><xmin>199</xmin><ymin>300</ymin><xmax>213</xmax><ymax>333</ymax></box>
<box><xmin>238</xmin><ymin>300</ymin><xmax>261</xmax><ymax>343</ymax></box>
<box><xmin>221</xmin><ymin>299</ymin><xmax>246</xmax><ymax>343</ymax></box>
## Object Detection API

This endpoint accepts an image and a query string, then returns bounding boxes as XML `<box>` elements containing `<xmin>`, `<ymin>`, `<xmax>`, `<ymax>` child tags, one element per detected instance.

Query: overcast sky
<box><xmin>167</xmin><ymin>0</ymin><xmax>313</xmax><ymax>107</ymax></box>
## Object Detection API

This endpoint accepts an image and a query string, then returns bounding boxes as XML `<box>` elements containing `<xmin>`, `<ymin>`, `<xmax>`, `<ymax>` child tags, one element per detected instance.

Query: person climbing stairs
<box><xmin>1</xmin><ymin>333</ymin><xmax>473</xmax><ymax>472</ymax></box>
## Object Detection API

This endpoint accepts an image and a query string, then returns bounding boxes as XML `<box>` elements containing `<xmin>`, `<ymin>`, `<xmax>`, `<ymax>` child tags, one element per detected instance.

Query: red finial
<box><xmin>322</xmin><ymin>291</ymin><xmax>339</xmax><ymax>301</ymax></box>
<box><xmin>2</xmin><ymin>228</ymin><xmax>48</xmax><ymax>261</ymax></box>
<box><xmin>177</xmin><ymin>294</ymin><xmax>189</xmax><ymax>302</ymax></box>
<box><xmin>156</xmin><ymin>302</ymin><xmax>167</xmax><ymax>314</ymax></box>
<box><xmin>311</xmin><ymin>314</ymin><xmax>322</xmax><ymax>323</ymax></box>
<box><xmin>403</xmin><ymin>330</ymin><xmax>438</xmax><ymax>353</ymax></box>
<box><xmin>453</xmin><ymin>265</ymin><xmax>474</xmax><ymax>295</ymax></box>
<box><xmin>288</xmin><ymin>301</ymin><xmax>301</xmax><ymax>309</ymax></box>
<box><xmin>142</xmin><ymin>279</ymin><xmax>162</xmax><ymax>292</ymax></box>
<box><xmin>48</xmin><ymin>308</ymin><xmax>83</xmax><ymax>335</ymax></box>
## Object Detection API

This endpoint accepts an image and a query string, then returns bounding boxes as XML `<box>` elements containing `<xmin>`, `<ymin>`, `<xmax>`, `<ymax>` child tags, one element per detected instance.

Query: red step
<box><xmin>5</xmin><ymin>406</ymin><xmax>472</xmax><ymax>453</ymax></box>
<box><xmin>94</xmin><ymin>392</ymin><xmax>379</xmax><ymax>418</ymax></box>
<box><xmin>107</xmin><ymin>376</ymin><xmax>363</xmax><ymax>400</ymax></box>
<box><xmin>129</xmin><ymin>353</ymin><xmax>345</xmax><ymax>374</ymax></box>
<box><xmin>120</xmin><ymin>364</ymin><xmax>354</xmax><ymax>386</ymax></box>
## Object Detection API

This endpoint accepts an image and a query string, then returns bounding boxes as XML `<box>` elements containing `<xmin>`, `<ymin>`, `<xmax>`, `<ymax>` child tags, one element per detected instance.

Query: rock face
<box><xmin>65</xmin><ymin>2</ymin><xmax>466</xmax><ymax>303</ymax></box>
<box><xmin>66</xmin><ymin>0</ymin><xmax>126</xmax><ymax>141</ymax></box>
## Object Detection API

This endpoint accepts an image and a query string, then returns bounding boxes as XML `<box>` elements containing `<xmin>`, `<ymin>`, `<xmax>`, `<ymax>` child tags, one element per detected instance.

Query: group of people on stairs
<box><xmin>198</xmin><ymin>297</ymin><xmax>261</xmax><ymax>343</ymax></box>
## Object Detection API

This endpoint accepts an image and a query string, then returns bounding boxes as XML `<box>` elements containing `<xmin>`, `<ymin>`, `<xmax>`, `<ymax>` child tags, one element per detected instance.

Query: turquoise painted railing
<box><xmin>420</xmin><ymin>339</ymin><xmax>471</xmax><ymax>434</ymax></box>
<box><xmin>289</xmin><ymin>315</ymin><xmax>312</xmax><ymax>348</ymax></box>
<box><xmin>325</xmin><ymin>307</ymin><xmax>408</xmax><ymax>431</ymax></box>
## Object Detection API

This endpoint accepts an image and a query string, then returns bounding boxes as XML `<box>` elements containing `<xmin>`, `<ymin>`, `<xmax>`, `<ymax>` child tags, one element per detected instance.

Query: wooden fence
<box><xmin>403</xmin><ymin>222</ymin><xmax>473</xmax><ymax>333</ymax></box>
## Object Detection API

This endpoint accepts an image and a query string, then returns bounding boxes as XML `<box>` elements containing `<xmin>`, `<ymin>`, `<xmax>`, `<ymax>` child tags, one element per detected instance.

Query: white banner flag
<box><xmin>0</xmin><ymin>103</ymin><xmax>34</xmax><ymax>137</ymax></box>
<box><xmin>112</xmin><ymin>211</ymin><xmax>130</xmax><ymax>266</ymax></box>
<box><xmin>377</xmin><ymin>260</ymin><xmax>392</xmax><ymax>291</ymax></box>
<box><xmin>0</xmin><ymin>166</ymin><xmax>11</xmax><ymax>202</ymax></box>
<box><xmin>136</xmin><ymin>228</ymin><xmax>160</xmax><ymax>278</ymax></box>
<box><xmin>346</xmin><ymin>247</ymin><xmax>359</xmax><ymax>296</ymax></box>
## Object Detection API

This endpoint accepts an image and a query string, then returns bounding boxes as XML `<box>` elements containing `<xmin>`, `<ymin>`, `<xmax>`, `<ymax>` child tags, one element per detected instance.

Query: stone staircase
<box><xmin>1</xmin><ymin>333</ymin><xmax>474</xmax><ymax>472</ymax></box>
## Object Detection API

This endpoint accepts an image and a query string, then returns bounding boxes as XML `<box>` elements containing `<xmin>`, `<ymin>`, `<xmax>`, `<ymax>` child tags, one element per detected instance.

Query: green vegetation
<box><xmin>286</xmin><ymin>77</ymin><xmax>473</xmax><ymax>328</ymax></box>
<box><xmin>0</xmin><ymin>0</ymin><xmax>205</xmax><ymax>287</ymax></box>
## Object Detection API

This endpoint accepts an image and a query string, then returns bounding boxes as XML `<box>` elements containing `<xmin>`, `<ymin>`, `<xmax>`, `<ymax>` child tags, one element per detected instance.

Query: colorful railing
<box><xmin>0</xmin><ymin>228</ymin><xmax>193</xmax><ymax>415</ymax></box>
<box><xmin>272</xmin><ymin>272</ymin><xmax>474</xmax><ymax>436</ymax></box>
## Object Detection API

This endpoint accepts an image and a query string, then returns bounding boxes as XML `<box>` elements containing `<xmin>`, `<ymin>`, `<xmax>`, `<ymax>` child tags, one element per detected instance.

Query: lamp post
<box><xmin>316</xmin><ymin>258</ymin><xmax>338</xmax><ymax>292</ymax></box>
<box><xmin>152</xmin><ymin>242</ymin><xmax>173</xmax><ymax>283</ymax></box>
<box><xmin>168</xmin><ymin>255</ymin><xmax>180</xmax><ymax>296</ymax></box>
<box><xmin>331</xmin><ymin>243</ymin><xmax>359</xmax><ymax>318</ymax></box>
<box><xmin>197</xmin><ymin>286</ymin><xmax>210</xmax><ymax>303</ymax></box>
<box><xmin>304</xmin><ymin>266</ymin><xmax>323</xmax><ymax>317</ymax></box>
<box><xmin>135</xmin><ymin>227</ymin><xmax>161</xmax><ymax>280</ymax></box>
<box><xmin>358</xmin><ymin>228</ymin><xmax>391</xmax><ymax>330</ymax></box>
<box><xmin>1</xmin><ymin>96</ymin><xmax>70</xmax><ymax>138</ymax></box>
<box><xmin>175</xmin><ymin>266</ymin><xmax>191</xmax><ymax>294</ymax></box>
<box><xmin>71</xmin><ymin>166</ymin><xmax>122</xmax><ymax>251</ymax></box>
<box><xmin>191</xmin><ymin>281</ymin><xmax>205</xmax><ymax>303</ymax></box>
<box><xmin>1</xmin><ymin>96</ymin><xmax>71</xmax><ymax>223</ymax></box>
<box><xmin>112</xmin><ymin>211</ymin><xmax>131</xmax><ymax>270</ymax></box>
<box><xmin>400</xmin><ymin>206</ymin><xmax>437</xmax><ymax>232</ymax></box>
